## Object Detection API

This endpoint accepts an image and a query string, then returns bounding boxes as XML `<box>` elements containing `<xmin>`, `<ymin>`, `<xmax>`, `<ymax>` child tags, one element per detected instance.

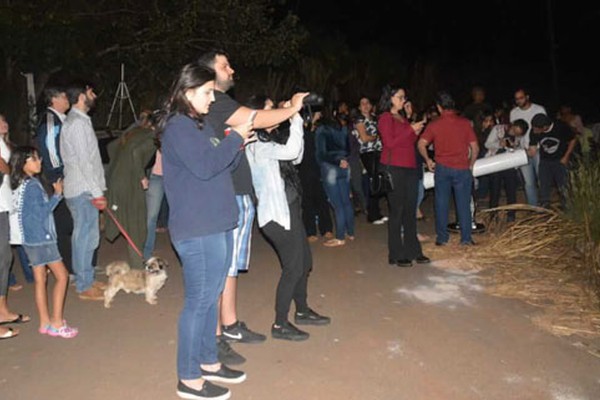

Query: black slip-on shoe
<box><xmin>294</xmin><ymin>308</ymin><xmax>331</xmax><ymax>326</ymax></box>
<box><xmin>395</xmin><ymin>259</ymin><xmax>413</xmax><ymax>267</ymax></box>
<box><xmin>415</xmin><ymin>255</ymin><xmax>431</xmax><ymax>264</ymax></box>
<box><xmin>217</xmin><ymin>338</ymin><xmax>246</xmax><ymax>365</ymax></box>
<box><xmin>271</xmin><ymin>322</ymin><xmax>309</xmax><ymax>341</ymax></box>
<box><xmin>176</xmin><ymin>380</ymin><xmax>230</xmax><ymax>400</ymax></box>
<box><xmin>200</xmin><ymin>364</ymin><xmax>246</xmax><ymax>384</ymax></box>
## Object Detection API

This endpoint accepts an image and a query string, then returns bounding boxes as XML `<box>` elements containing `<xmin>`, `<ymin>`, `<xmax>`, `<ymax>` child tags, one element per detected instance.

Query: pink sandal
<box><xmin>45</xmin><ymin>322</ymin><xmax>78</xmax><ymax>339</ymax></box>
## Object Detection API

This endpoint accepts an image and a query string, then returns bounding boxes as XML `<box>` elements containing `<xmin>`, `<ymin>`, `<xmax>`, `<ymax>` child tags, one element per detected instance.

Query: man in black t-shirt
<box><xmin>529</xmin><ymin>113</ymin><xmax>577</xmax><ymax>209</ymax></box>
<box><xmin>198</xmin><ymin>50</ymin><xmax>307</xmax><ymax>364</ymax></box>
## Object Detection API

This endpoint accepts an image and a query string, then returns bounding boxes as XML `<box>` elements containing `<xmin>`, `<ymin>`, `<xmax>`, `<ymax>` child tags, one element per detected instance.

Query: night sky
<box><xmin>293</xmin><ymin>0</ymin><xmax>600</xmax><ymax>120</ymax></box>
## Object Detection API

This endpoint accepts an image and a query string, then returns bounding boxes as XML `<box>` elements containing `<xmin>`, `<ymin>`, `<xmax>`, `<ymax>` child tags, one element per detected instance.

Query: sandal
<box><xmin>0</xmin><ymin>327</ymin><xmax>19</xmax><ymax>340</ymax></box>
<box><xmin>417</xmin><ymin>233</ymin><xmax>430</xmax><ymax>242</ymax></box>
<box><xmin>46</xmin><ymin>323</ymin><xmax>78</xmax><ymax>339</ymax></box>
<box><xmin>0</xmin><ymin>314</ymin><xmax>31</xmax><ymax>326</ymax></box>
<box><xmin>9</xmin><ymin>284</ymin><xmax>23</xmax><ymax>291</ymax></box>
<box><xmin>323</xmin><ymin>239</ymin><xmax>345</xmax><ymax>247</ymax></box>
<box><xmin>39</xmin><ymin>319</ymin><xmax>68</xmax><ymax>335</ymax></box>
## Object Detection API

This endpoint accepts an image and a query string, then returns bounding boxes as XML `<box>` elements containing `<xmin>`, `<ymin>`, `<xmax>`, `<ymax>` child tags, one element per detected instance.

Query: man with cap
<box><xmin>528</xmin><ymin>113</ymin><xmax>577</xmax><ymax>209</ymax></box>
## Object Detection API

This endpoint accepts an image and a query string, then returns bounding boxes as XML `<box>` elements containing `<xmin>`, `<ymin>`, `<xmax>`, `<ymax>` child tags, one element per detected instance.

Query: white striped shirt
<box><xmin>60</xmin><ymin>107</ymin><xmax>106</xmax><ymax>198</ymax></box>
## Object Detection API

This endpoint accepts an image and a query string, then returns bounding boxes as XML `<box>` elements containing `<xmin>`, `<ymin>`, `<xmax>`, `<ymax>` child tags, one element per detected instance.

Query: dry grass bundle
<box><xmin>476</xmin><ymin>205</ymin><xmax>600</xmax><ymax>339</ymax></box>
<box><xmin>423</xmin><ymin>204</ymin><xmax>600</xmax><ymax>344</ymax></box>
<box><xmin>566</xmin><ymin>158</ymin><xmax>600</xmax><ymax>293</ymax></box>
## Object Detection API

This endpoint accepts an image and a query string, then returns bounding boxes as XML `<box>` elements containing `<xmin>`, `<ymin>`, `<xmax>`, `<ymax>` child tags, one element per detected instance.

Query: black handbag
<box><xmin>369</xmin><ymin>149</ymin><xmax>394</xmax><ymax>196</ymax></box>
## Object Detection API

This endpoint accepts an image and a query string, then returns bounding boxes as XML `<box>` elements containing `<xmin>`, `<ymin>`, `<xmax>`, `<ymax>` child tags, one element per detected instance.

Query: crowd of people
<box><xmin>1</xmin><ymin>49</ymin><xmax>598</xmax><ymax>399</ymax></box>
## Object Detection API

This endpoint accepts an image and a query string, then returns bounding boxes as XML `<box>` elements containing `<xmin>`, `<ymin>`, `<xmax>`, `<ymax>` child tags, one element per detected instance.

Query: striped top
<box><xmin>60</xmin><ymin>108</ymin><xmax>106</xmax><ymax>198</ymax></box>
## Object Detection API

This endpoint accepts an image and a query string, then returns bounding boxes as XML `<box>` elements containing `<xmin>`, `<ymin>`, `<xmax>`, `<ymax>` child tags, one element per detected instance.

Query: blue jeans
<box><xmin>143</xmin><ymin>174</ymin><xmax>165</xmax><ymax>260</ymax></box>
<box><xmin>174</xmin><ymin>231</ymin><xmax>232</xmax><ymax>380</ymax></box>
<box><xmin>321</xmin><ymin>163</ymin><xmax>355</xmax><ymax>240</ymax></box>
<box><xmin>434</xmin><ymin>164</ymin><xmax>473</xmax><ymax>244</ymax></box>
<box><xmin>519</xmin><ymin>157</ymin><xmax>538</xmax><ymax>206</ymax></box>
<box><xmin>66</xmin><ymin>193</ymin><xmax>99</xmax><ymax>292</ymax></box>
<box><xmin>8</xmin><ymin>246</ymin><xmax>34</xmax><ymax>285</ymax></box>
<box><xmin>416</xmin><ymin>178</ymin><xmax>425</xmax><ymax>213</ymax></box>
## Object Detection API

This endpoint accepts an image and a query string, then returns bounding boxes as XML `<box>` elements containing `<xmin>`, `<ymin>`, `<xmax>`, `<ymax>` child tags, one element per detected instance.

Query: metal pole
<box><xmin>118</xmin><ymin>64</ymin><xmax>124</xmax><ymax>129</ymax></box>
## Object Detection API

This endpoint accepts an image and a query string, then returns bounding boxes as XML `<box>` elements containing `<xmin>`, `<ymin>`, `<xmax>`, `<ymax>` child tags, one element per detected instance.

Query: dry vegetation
<box><xmin>421</xmin><ymin>159</ymin><xmax>600</xmax><ymax>356</ymax></box>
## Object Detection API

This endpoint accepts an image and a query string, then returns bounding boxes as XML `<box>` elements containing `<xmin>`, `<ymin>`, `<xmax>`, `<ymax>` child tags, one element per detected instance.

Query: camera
<box><xmin>303</xmin><ymin>92</ymin><xmax>324</xmax><ymax>107</ymax></box>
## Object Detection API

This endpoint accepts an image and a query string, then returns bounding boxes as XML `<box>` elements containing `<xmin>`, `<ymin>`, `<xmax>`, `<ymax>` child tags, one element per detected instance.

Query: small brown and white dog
<box><xmin>103</xmin><ymin>257</ymin><xmax>168</xmax><ymax>308</ymax></box>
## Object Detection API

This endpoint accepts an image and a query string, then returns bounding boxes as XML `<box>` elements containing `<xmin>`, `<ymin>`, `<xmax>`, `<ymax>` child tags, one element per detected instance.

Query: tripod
<box><xmin>106</xmin><ymin>63</ymin><xmax>137</xmax><ymax>130</ymax></box>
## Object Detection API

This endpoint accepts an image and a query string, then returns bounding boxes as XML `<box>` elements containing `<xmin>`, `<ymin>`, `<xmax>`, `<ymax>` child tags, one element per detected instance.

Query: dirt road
<box><xmin>2</xmin><ymin>216</ymin><xmax>599</xmax><ymax>400</ymax></box>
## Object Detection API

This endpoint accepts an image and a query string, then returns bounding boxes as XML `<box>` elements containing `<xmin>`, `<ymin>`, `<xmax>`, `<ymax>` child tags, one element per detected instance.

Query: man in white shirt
<box><xmin>509</xmin><ymin>88</ymin><xmax>546</xmax><ymax>206</ymax></box>
<box><xmin>60</xmin><ymin>82</ymin><xmax>106</xmax><ymax>301</ymax></box>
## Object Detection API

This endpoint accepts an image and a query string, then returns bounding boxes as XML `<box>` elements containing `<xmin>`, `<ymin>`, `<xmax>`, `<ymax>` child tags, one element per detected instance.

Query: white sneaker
<box><xmin>382</xmin><ymin>216</ymin><xmax>389</xmax><ymax>222</ymax></box>
<box><xmin>372</xmin><ymin>218</ymin><xmax>386</xmax><ymax>225</ymax></box>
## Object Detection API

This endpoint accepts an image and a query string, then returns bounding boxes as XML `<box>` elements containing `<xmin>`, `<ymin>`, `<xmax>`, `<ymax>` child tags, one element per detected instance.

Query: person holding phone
<box><xmin>378</xmin><ymin>85</ymin><xmax>430</xmax><ymax>267</ymax></box>
<box><xmin>160</xmin><ymin>63</ymin><xmax>256</xmax><ymax>399</ymax></box>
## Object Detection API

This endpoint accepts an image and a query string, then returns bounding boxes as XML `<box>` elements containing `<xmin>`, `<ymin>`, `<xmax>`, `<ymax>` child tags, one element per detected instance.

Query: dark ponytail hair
<box><xmin>157</xmin><ymin>63</ymin><xmax>215</xmax><ymax>136</ymax></box>
<box><xmin>246</xmin><ymin>94</ymin><xmax>302</xmax><ymax>200</ymax></box>
<box><xmin>9</xmin><ymin>146</ymin><xmax>38</xmax><ymax>190</ymax></box>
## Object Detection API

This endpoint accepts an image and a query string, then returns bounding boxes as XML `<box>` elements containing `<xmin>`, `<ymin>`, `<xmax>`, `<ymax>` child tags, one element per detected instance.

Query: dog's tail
<box><xmin>105</xmin><ymin>261</ymin><xmax>131</xmax><ymax>277</ymax></box>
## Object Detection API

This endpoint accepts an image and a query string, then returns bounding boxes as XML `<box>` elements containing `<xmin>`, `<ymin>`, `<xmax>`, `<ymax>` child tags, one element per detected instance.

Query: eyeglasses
<box><xmin>514</xmin><ymin>96</ymin><xmax>526</xmax><ymax>101</ymax></box>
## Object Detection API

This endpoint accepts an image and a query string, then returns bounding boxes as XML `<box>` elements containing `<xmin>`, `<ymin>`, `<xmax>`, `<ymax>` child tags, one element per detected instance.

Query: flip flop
<box><xmin>9</xmin><ymin>284</ymin><xmax>23</xmax><ymax>291</ymax></box>
<box><xmin>0</xmin><ymin>327</ymin><xmax>19</xmax><ymax>340</ymax></box>
<box><xmin>0</xmin><ymin>314</ymin><xmax>31</xmax><ymax>326</ymax></box>
<box><xmin>323</xmin><ymin>239</ymin><xmax>345</xmax><ymax>247</ymax></box>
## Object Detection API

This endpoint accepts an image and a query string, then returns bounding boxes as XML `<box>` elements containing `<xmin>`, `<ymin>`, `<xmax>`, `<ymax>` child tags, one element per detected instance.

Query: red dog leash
<box><xmin>104</xmin><ymin>207</ymin><xmax>143</xmax><ymax>259</ymax></box>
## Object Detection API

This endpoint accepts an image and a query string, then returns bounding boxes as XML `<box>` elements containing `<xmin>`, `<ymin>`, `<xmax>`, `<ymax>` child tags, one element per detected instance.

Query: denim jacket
<box><xmin>10</xmin><ymin>177</ymin><xmax>62</xmax><ymax>246</ymax></box>
<box><xmin>246</xmin><ymin>115</ymin><xmax>304</xmax><ymax>230</ymax></box>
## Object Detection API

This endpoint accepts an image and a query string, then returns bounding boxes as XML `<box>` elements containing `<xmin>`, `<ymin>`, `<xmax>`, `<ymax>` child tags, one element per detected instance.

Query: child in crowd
<box><xmin>9</xmin><ymin>146</ymin><xmax>77</xmax><ymax>338</ymax></box>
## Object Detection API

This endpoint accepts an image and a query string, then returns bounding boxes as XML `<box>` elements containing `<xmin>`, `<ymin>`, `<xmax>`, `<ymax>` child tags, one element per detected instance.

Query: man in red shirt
<box><xmin>418</xmin><ymin>91</ymin><xmax>479</xmax><ymax>245</ymax></box>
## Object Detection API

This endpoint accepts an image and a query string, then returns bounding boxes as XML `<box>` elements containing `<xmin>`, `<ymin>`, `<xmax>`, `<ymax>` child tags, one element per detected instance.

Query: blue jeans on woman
<box><xmin>143</xmin><ymin>174</ymin><xmax>165</xmax><ymax>260</ymax></box>
<box><xmin>173</xmin><ymin>230</ymin><xmax>232</xmax><ymax>380</ymax></box>
<box><xmin>434</xmin><ymin>164</ymin><xmax>473</xmax><ymax>244</ymax></box>
<box><xmin>320</xmin><ymin>163</ymin><xmax>355</xmax><ymax>240</ymax></box>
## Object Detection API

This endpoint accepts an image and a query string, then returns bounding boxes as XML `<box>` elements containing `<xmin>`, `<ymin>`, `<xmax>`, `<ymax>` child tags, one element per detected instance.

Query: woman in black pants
<box><xmin>377</xmin><ymin>85</ymin><xmax>430</xmax><ymax>267</ymax></box>
<box><xmin>352</xmin><ymin>96</ymin><xmax>387</xmax><ymax>224</ymax></box>
<box><xmin>246</xmin><ymin>96</ymin><xmax>330</xmax><ymax>341</ymax></box>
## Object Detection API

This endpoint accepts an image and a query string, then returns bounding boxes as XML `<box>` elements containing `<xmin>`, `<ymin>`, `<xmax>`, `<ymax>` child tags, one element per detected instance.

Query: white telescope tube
<box><xmin>423</xmin><ymin>149</ymin><xmax>528</xmax><ymax>189</ymax></box>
